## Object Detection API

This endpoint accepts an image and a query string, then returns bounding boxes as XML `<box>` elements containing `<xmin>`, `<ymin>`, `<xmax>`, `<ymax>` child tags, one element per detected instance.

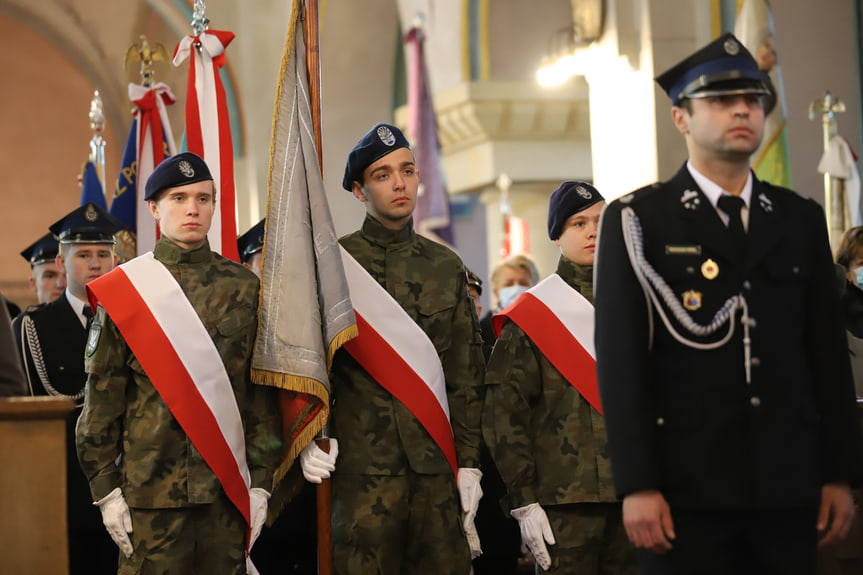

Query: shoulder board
<box><xmin>24</xmin><ymin>302</ymin><xmax>48</xmax><ymax>315</ymax></box>
<box><xmin>614</xmin><ymin>182</ymin><xmax>661</xmax><ymax>206</ymax></box>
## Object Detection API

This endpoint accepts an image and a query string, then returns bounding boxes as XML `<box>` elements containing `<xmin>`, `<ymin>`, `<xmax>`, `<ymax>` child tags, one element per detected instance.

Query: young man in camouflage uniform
<box><xmin>76</xmin><ymin>152</ymin><xmax>282</xmax><ymax>574</ymax></box>
<box><xmin>300</xmin><ymin>123</ymin><xmax>485</xmax><ymax>574</ymax></box>
<box><xmin>483</xmin><ymin>182</ymin><xmax>636</xmax><ymax>574</ymax></box>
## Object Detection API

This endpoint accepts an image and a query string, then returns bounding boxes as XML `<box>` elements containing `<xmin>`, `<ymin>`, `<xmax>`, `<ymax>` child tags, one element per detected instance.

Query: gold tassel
<box><xmin>326</xmin><ymin>324</ymin><xmax>358</xmax><ymax>372</ymax></box>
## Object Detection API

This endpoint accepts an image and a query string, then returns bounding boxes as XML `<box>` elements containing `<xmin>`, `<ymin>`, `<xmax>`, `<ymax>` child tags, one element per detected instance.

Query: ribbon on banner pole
<box><xmin>129</xmin><ymin>82</ymin><xmax>177</xmax><ymax>254</ymax></box>
<box><xmin>173</xmin><ymin>31</ymin><xmax>239</xmax><ymax>261</ymax></box>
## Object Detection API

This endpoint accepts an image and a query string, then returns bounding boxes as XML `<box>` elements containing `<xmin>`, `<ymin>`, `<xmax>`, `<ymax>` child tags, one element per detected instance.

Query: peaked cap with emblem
<box><xmin>237</xmin><ymin>218</ymin><xmax>266</xmax><ymax>264</ymax></box>
<box><xmin>144</xmin><ymin>151</ymin><xmax>213</xmax><ymax>201</ymax></box>
<box><xmin>49</xmin><ymin>202</ymin><xmax>121</xmax><ymax>244</ymax></box>
<box><xmin>655</xmin><ymin>33</ymin><xmax>770</xmax><ymax>106</ymax></box>
<box><xmin>547</xmin><ymin>181</ymin><xmax>605</xmax><ymax>240</ymax></box>
<box><xmin>21</xmin><ymin>232</ymin><xmax>60</xmax><ymax>266</ymax></box>
<box><xmin>342</xmin><ymin>123</ymin><xmax>411</xmax><ymax>191</ymax></box>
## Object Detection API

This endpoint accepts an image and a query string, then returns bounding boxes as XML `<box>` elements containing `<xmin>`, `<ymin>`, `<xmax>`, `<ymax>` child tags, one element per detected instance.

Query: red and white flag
<box><xmin>173</xmin><ymin>30</ymin><xmax>239</xmax><ymax>261</ymax></box>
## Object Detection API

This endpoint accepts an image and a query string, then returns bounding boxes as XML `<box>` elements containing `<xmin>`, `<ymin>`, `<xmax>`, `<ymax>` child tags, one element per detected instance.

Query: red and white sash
<box><xmin>87</xmin><ymin>253</ymin><xmax>252</xmax><ymax>528</ymax></box>
<box><xmin>338</xmin><ymin>246</ymin><xmax>457</xmax><ymax>477</ymax></box>
<box><xmin>493</xmin><ymin>274</ymin><xmax>602</xmax><ymax>414</ymax></box>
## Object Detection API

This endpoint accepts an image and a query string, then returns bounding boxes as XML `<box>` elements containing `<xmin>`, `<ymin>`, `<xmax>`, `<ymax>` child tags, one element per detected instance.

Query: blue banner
<box><xmin>110</xmin><ymin>118</ymin><xmax>138</xmax><ymax>232</ymax></box>
<box><xmin>80</xmin><ymin>161</ymin><xmax>107</xmax><ymax>209</ymax></box>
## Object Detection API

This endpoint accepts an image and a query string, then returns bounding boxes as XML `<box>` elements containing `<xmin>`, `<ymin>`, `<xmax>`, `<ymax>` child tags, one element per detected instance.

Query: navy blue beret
<box><xmin>144</xmin><ymin>152</ymin><xmax>213</xmax><ymax>201</ymax></box>
<box><xmin>237</xmin><ymin>218</ymin><xmax>265</xmax><ymax>264</ymax></box>
<box><xmin>49</xmin><ymin>202</ymin><xmax>121</xmax><ymax>244</ymax></box>
<box><xmin>342</xmin><ymin>123</ymin><xmax>411</xmax><ymax>191</ymax></box>
<box><xmin>21</xmin><ymin>232</ymin><xmax>60</xmax><ymax>265</ymax></box>
<box><xmin>547</xmin><ymin>181</ymin><xmax>605</xmax><ymax>240</ymax></box>
<box><xmin>655</xmin><ymin>33</ymin><xmax>769</xmax><ymax>106</ymax></box>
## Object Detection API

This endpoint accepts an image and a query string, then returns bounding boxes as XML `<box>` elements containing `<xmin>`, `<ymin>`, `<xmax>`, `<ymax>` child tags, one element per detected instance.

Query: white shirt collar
<box><xmin>65</xmin><ymin>288</ymin><xmax>90</xmax><ymax>328</ymax></box>
<box><xmin>686</xmin><ymin>160</ymin><xmax>753</xmax><ymax>208</ymax></box>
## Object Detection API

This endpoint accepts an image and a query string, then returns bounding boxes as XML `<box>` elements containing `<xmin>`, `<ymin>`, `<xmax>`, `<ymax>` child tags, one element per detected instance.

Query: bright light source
<box><xmin>536</xmin><ymin>46</ymin><xmax>598</xmax><ymax>87</ymax></box>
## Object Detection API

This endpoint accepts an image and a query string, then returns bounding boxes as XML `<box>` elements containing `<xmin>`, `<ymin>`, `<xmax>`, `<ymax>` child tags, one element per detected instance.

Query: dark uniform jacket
<box><xmin>76</xmin><ymin>238</ymin><xmax>283</xmax><ymax>508</ymax></box>
<box><xmin>0</xmin><ymin>293</ymin><xmax>25</xmax><ymax>397</ymax></box>
<box><xmin>331</xmin><ymin>215</ymin><xmax>485</xmax><ymax>475</ymax></box>
<box><xmin>13</xmin><ymin>292</ymin><xmax>88</xmax><ymax>400</ymax></box>
<box><xmin>595</xmin><ymin>164</ymin><xmax>863</xmax><ymax>510</ymax></box>
<box><xmin>12</xmin><ymin>292</ymin><xmax>100</xmax><ymax>531</ymax></box>
<box><xmin>484</xmin><ymin>256</ymin><xmax>615</xmax><ymax>511</ymax></box>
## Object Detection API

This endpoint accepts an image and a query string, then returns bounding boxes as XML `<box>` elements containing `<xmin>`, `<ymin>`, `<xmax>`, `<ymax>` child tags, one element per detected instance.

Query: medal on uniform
<box><xmin>701</xmin><ymin>258</ymin><xmax>719</xmax><ymax>280</ymax></box>
<box><xmin>682</xmin><ymin>290</ymin><xmax>702</xmax><ymax>311</ymax></box>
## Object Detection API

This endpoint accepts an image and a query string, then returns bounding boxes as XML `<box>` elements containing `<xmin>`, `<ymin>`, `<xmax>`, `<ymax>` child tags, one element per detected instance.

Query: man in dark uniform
<box><xmin>594</xmin><ymin>34</ymin><xmax>863</xmax><ymax>575</ymax></box>
<box><xmin>20</xmin><ymin>232</ymin><xmax>66</xmax><ymax>304</ymax></box>
<box><xmin>12</xmin><ymin>201</ymin><xmax>120</xmax><ymax>574</ymax></box>
<box><xmin>299</xmin><ymin>123</ymin><xmax>485</xmax><ymax>574</ymax></box>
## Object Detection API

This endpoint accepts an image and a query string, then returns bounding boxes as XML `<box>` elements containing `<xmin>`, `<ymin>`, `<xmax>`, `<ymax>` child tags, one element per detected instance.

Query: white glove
<box><xmin>95</xmin><ymin>487</ymin><xmax>134</xmax><ymax>558</ymax></box>
<box><xmin>511</xmin><ymin>502</ymin><xmax>555</xmax><ymax>571</ymax></box>
<box><xmin>457</xmin><ymin>467</ymin><xmax>483</xmax><ymax>558</ymax></box>
<box><xmin>300</xmin><ymin>438</ymin><xmax>339</xmax><ymax>484</ymax></box>
<box><xmin>248</xmin><ymin>488</ymin><xmax>270</xmax><ymax>548</ymax></box>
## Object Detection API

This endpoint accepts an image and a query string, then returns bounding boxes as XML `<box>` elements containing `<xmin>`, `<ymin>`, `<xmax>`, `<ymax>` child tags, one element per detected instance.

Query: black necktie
<box><xmin>83</xmin><ymin>305</ymin><xmax>94</xmax><ymax>328</ymax></box>
<box><xmin>718</xmin><ymin>195</ymin><xmax>746</xmax><ymax>256</ymax></box>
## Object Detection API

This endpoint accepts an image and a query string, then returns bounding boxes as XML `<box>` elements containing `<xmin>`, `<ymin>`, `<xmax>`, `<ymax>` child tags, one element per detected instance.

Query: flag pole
<box><xmin>303</xmin><ymin>2</ymin><xmax>333</xmax><ymax>574</ymax></box>
<box><xmin>89</xmin><ymin>90</ymin><xmax>107</xmax><ymax>200</ymax></box>
<box><xmin>809</xmin><ymin>91</ymin><xmax>846</xmax><ymax>249</ymax></box>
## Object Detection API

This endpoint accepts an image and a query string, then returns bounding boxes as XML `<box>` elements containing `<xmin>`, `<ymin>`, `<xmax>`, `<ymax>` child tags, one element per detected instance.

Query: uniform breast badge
<box><xmin>701</xmin><ymin>258</ymin><xmax>719</xmax><ymax>280</ymax></box>
<box><xmin>680</xmin><ymin>189</ymin><xmax>701</xmax><ymax>210</ymax></box>
<box><xmin>758</xmin><ymin>193</ymin><xmax>773</xmax><ymax>213</ymax></box>
<box><xmin>682</xmin><ymin>290</ymin><xmax>702</xmax><ymax>311</ymax></box>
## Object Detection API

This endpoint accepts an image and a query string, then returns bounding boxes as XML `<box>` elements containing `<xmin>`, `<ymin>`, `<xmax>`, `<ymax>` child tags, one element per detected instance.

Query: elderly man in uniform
<box><xmin>20</xmin><ymin>232</ymin><xmax>66</xmax><ymax>304</ymax></box>
<box><xmin>299</xmin><ymin>123</ymin><xmax>485</xmax><ymax>574</ymax></box>
<box><xmin>484</xmin><ymin>182</ymin><xmax>636</xmax><ymax>574</ymax></box>
<box><xmin>594</xmin><ymin>34</ymin><xmax>863</xmax><ymax>575</ymax></box>
<box><xmin>76</xmin><ymin>152</ymin><xmax>282</xmax><ymax>574</ymax></box>
<box><xmin>13</xmin><ymin>202</ymin><xmax>121</xmax><ymax>575</ymax></box>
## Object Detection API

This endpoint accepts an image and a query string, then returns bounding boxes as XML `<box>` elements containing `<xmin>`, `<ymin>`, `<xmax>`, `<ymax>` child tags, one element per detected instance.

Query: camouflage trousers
<box><xmin>541</xmin><ymin>502</ymin><xmax>637</xmax><ymax>575</ymax></box>
<box><xmin>332</xmin><ymin>472</ymin><xmax>471</xmax><ymax>575</ymax></box>
<box><xmin>118</xmin><ymin>491</ymin><xmax>246</xmax><ymax>575</ymax></box>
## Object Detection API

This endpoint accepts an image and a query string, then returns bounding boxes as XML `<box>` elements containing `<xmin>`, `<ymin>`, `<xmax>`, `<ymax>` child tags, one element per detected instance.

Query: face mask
<box><xmin>498</xmin><ymin>284</ymin><xmax>528</xmax><ymax>309</ymax></box>
<box><xmin>855</xmin><ymin>266</ymin><xmax>863</xmax><ymax>288</ymax></box>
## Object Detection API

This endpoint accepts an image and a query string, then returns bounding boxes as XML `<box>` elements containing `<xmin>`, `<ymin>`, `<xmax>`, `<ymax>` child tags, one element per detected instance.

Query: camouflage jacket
<box><xmin>76</xmin><ymin>238</ymin><xmax>282</xmax><ymax>508</ymax></box>
<box><xmin>483</xmin><ymin>256</ymin><xmax>616</xmax><ymax>511</ymax></box>
<box><xmin>331</xmin><ymin>215</ymin><xmax>485</xmax><ymax>475</ymax></box>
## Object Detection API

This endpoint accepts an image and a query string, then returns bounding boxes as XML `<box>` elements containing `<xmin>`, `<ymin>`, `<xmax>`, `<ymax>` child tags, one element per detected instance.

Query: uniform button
<box><xmin>751</xmin><ymin>357</ymin><xmax>760</xmax><ymax>367</ymax></box>
<box><xmin>686</xmin><ymin>266</ymin><xmax>695</xmax><ymax>275</ymax></box>
<box><xmin>59</xmin><ymin>366</ymin><xmax>65</xmax><ymax>371</ymax></box>
<box><xmin>742</xmin><ymin>280</ymin><xmax>752</xmax><ymax>290</ymax></box>
<box><xmin>792</xmin><ymin>266</ymin><xmax>800</xmax><ymax>275</ymax></box>
<box><xmin>750</xmin><ymin>396</ymin><xmax>761</xmax><ymax>407</ymax></box>
<box><xmin>656</xmin><ymin>417</ymin><xmax>665</xmax><ymax>426</ymax></box>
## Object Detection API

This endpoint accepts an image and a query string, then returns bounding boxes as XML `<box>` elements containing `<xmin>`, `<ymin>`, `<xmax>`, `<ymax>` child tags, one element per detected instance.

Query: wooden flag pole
<box><xmin>303</xmin><ymin>2</ymin><xmax>332</xmax><ymax>575</ymax></box>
